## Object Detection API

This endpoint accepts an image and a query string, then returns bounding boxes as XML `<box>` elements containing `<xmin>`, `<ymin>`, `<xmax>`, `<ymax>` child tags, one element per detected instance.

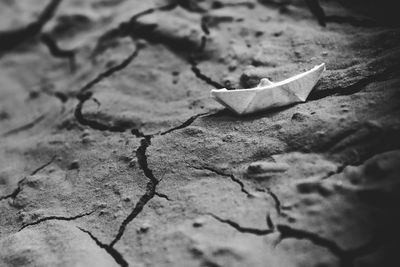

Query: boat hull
<box><xmin>210</xmin><ymin>63</ymin><xmax>326</xmax><ymax>115</ymax></box>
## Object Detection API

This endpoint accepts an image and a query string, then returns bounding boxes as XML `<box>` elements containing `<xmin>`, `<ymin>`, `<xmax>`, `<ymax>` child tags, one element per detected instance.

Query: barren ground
<box><xmin>1</xmin><ymin>0</ymin><xmax>400</xmax><ymax>266</ymax></box>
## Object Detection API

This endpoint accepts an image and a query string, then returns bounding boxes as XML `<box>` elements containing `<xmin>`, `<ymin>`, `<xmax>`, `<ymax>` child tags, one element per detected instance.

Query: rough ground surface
<box><xmin>1</xmin><ymin>0</ymin><xmax>400</xmax><ymax>266</ymax></box>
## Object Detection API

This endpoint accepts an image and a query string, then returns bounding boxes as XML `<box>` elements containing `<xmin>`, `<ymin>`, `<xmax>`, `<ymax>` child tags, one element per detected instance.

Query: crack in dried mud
<box><xmin>0</xmin><ymin>0</ymin><xmax>63</xmax><ymax>53</ymax></box>
<box><xmin>72</xmin><ymin>28</ymin><xmax>224</xmax><ymax>249</ymax></box>
<box><xmin>2</xmin><ymin>114</ymin><xmax>46</xmax><ymax>137</ymax></box>
<box><xmin>74</xmin><ymin>45</ymin><xmax>143</xmax><ymax>132</ymax></box>
<box><xmin>208</xmin><ymin>213</ymin><xmax>273</xmax><ymax>236</ymax></box>
<box><xmin>79</xmin><ymin>44</ymin><xmax>143</xmax><ymax>95</ymax></box>
<box><xmin>189</xmin><ymin>36</ymin><xmax>225</xmax><ymax>89</ymax></box>
<box><xmin>154</xmin><ymin>191</ymin><xmax>171</xmax><ymax>201</ymax></box>
<box><xmin>0</xmin><ymin>156</ymin><xmax>56</xmax><ymax>201</ymax></box>
<box><xmin>266</xmin><ymin>188</ymin><xmax>282</xmax><ymax>215</ymax></box>
<box><xmin>75</xmin><ymin>92</ymin><xmax>127</xmax><ymax>133</ymax></box>
<box><xmin>93</xmin><ymin>3</ymin><xmax>182</xmax><ymax>57</ymax></box>
<box><xmin>189</xmin><ymin>165</ymin><xmax>253</xmax><ymax>198</ymax></box>
<box><xmin>109</xmin><ymin>136</ymin><xmax>158</xmax><ymax>248</ymax></box>
<box><xmin>79</xmin><ymin>227</ymin><xmax>128</xmax><ymax>267</ymax></box>
<box><xmin>205</xmin><ymin>166</ymin><xmax>253</xmax><ymax>197</ymax></box>
<box><xmin>40</xmin><ymin>33</ymin><xmax>75</xmax><ymax>71</ymax></box>
<box><xmin>19</xmin><ymin>210</ymin><xmax>96</xmax><ymax>231</ymax></box>
<box><xmin>160</xmin><ymin>112</ymin><xmax>210</xmax><ymax>135</ymax></box>
<box><xmin>189</xmin><ymin>56</ymin><xmax>225</xmax><ymax>89</ymax></box>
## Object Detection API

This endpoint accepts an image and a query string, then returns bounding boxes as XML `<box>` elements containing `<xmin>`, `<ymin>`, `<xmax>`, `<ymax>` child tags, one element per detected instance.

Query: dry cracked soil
<box><xmin>1</xmin><ymin>0</ymin><xmax>400</xmax><ymax>266</ymax></box>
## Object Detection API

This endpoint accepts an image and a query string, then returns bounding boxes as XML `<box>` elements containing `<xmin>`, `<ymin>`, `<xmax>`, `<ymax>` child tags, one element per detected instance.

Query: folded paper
<box><xmin>210</xmin><ymin>63</ymin><xmax>326</xmax><ymax>115</ymax></box>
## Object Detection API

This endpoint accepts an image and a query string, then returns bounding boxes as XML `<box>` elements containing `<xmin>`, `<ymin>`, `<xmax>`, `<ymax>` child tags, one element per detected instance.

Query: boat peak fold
<box><xmin>210</xmin><ymin>63</ymin><xmax>326</xmax><ymax>115</ymax></box>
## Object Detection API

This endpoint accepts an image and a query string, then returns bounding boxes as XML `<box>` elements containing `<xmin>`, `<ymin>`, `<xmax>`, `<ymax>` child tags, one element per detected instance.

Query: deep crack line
<box><xmin>208</xmin><ymin>213</ymin><xmax>273</xmax><ymax>236</ymax></box>
<box><xmin>202</xmin><ymin>166</ymin><xmax>253</xmax><ymax>198</ymax></box>
<box><xmin>75</xmin><ymin>92</ymin><xmax>128</xmax><ymax>132</ymax></box>
<box><xmin>19</xmin><ymin>210</ymin><xmax>96</xmax><ymax>231</ymax></box>
<box><xmin>31</xmin><ymin>155</ymin><xmax>57</xmax><ymax>175</ymax></box>
<box><xmin>160</xmin><ymin>112</ymin><xmax>210</xmax><ymax>135</ymax></box>
<box><xmin>189</xmin><ymin>37</ymin><xmax>224</xmax><ymax>89</ymax></box>
<box><xmin>40</xmin><ymin>33</ymin><xmax>75</xmax><ymax>71</ymax></box>
<box><xmin>0</xmin><ymin>156</ymin><xmax>56</xmax><ymax>201</ymax></box>
<box><xmin>109</xmin><ymin>136</ymin><xmax>158</xmax><ymax>247</ymax></box>
<box><xmin>79</xmin><ymin>227</ymin><xmax>128</xmax><ymax>267</ymax></box>
<box><xmin>93</xmin><ymin>2</ymin><xmax>176</xmax><ymax>56</ymax></box>
<box><xmin>0</xmin><ymin>0</ymin><xmax>63</xmax><ymax>53</ymax></box>
<box><xmin>74</xmin><ymin>45</ymin><xmax>143</xmax><ymax>132</ymax></box>
<box><xmin>267</xmin><ymin>188</ymin><xmax>282</xmax><ymax>215</ymax></box>
<box><xmin>79</xmin><ymin>43</ymin><xmax>143</xmax><ymax>94</ymax></box>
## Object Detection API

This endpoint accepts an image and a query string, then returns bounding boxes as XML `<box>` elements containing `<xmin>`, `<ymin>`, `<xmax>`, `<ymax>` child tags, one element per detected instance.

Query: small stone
<box><xmin>128</xmin><ymin>158</ymin><xmax>136</xmax><ymax>167</ymax></box>
<box><xmin>193</xmin><ymin>217</ymin><xmax>206</xmax><ymax>228</ymax></box>
<box><xmin>321</xmin><ymin>51</ymin><xmax>328</xmax><ymax>56</ymax></box>
<box><xmin>228</xmin><ymin>60</ymin><xmax>238</xmax><ymax>71</ymax></box>
<box><xmin>291</xmin><ymin>112</ymin><xmax>308</xmax><ymax>122</ymax></box>
<box><xmin>222</xmin><ymin>134</ymin><xmax>234</xmax><ymax>142</ymax></box>
<box><xmin>82</xmin><ymin>129</ymin><xmax>90</xmax><ymax>137</ymax></box>
<box><xmin>255</xmin><ymin>30</ymin><xmax>264</xmax><ymax>37</ymax></box>
<box><xmin>68</xmin><ymin>160</ymin><xmax>80</xmax><ymax>170</ymax></box>
<box><xmin>139</xmin><ymin>222</ymin><xmax>151</xmax><ymax>233</ymax></box>
<box><xmin>97</xmin><ymin>203</ymin><xmax>107</xmax><ymax>209</ymax></box>
<box><xmin>316</xmin><ymin>130</ymin><xmax>325</xmax><ymax>137</ymax></box>
<box><xmin>0</xmin><ymin>110</ymin><xmax>10</xmax><ymax>120</ymax></box>
<box><xmin>29</xmin><ymin>90</ymin><xmax>40</xmax><ymax>99</ymax></box>
<box><xmin>82</xmin><ymin>136</ymin><xmax>94</xmax><ymax>144</ymax></box>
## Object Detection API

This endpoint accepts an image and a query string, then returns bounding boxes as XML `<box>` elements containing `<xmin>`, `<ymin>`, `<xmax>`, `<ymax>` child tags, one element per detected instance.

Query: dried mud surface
<box><xmin>1</xmin><ymin>0</ymin><xmax>400</xmax><ymax>266</ymax></box>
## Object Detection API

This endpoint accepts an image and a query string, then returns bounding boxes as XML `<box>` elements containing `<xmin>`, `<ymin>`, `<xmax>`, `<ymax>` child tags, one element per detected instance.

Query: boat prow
<box><xmin>210</xmin><ymin>63</ymin><xmax>326</xmax><ymax>115</ymax></box>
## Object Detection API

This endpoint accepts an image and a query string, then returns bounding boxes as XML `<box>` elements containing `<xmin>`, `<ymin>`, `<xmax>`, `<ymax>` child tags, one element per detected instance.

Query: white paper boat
<box><xmin>210</xmin><ymin>63</ymin><xmax>326</xmax><ymax>115</ymax></box>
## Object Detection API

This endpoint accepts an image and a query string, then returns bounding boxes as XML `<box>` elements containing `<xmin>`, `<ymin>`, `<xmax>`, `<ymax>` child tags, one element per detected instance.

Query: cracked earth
<box><xmin>1</xmin><ymin>0</ymin><xmax>400</xmax><ymax>266</ymax></box>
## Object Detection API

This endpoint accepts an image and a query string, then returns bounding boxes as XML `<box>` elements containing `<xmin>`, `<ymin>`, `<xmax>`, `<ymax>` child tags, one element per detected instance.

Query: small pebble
<box><xmin>82</xmin><ymin>129</ymin><xmax>90</xmax><ymax>137</ymax></box>
<box><xmin>139</xmin><ymin>222</ymin><xmax>151</xmax><ymax>233</ymax></box>
<box><xmin>82</xmin><ymin>136</ymin><xmax>94</xmax><ymax>144</ymax></box>
<box><xmin>193</xmin><ymin>217</ymin><xmax>206</xmax><ymax>228</ymax></box>
<box><xmin>129</xmin><ymin>158</ymin><xmax>137</xmax><ymax>167</ymax></box>
<box><xmin>68</xmin><ymin>160</ymin><xmax>80</xmax><ymax>170</ymax></box>
<box><xmin>255</xmin><ymin>30</ymin><xmax>264</xmax><ymax>37</ymax></box>
<box><xmin>291</xmin><ymin>112</ymin><xmax>308</xmax><ymax>122</ymax></box>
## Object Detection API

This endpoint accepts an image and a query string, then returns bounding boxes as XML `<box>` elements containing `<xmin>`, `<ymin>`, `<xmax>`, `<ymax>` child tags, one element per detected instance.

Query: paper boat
<box><xmin>210</xmin><ymin>63</ymin><xmax>326</xmax><ymax>115</ymax></box>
